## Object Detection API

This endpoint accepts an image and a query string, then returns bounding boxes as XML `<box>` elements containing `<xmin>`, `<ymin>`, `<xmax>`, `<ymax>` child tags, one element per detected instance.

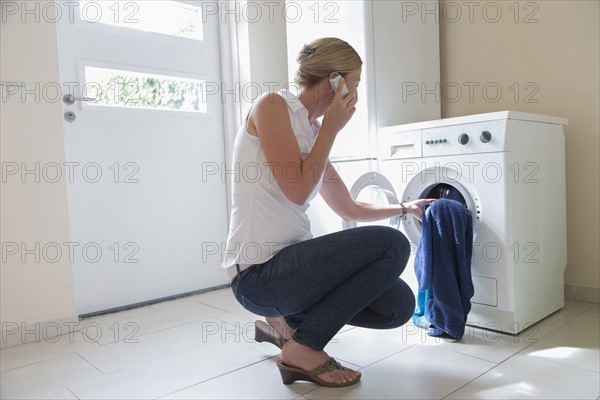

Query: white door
<box><xmin>57</xmin><ymin>1</ymin><xmax>229</xmax><ymax>315</ymax></box>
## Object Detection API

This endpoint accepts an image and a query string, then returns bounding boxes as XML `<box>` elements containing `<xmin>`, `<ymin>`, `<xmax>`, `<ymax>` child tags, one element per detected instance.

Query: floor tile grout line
<box><xmin>438</xmin><ymin>330</ymin><xmax>541</xmax><ymax>364</ymax></box>
<box><xmin>441</xmin><ymin>347</ymin><xmax>600</xmax><ymax>400</ymax></box>
<box><xmin>196</xmin><ymin>301</ymin><xmax>241</xmax><ymax>313</ymax></box>
<box><xmin>29</xmin><ymin>353</ymin><xmax>105</xmax><ymax>400</ymax></box>
<box><xmin>75</xmin><ymin>351</ymin><xmax>105</xmax><ymax>375</ymax></box>
<box><xmin>336</xmin><ymin>343</ymin><xmax>419</xmax><ymax>372</ymax></box>
<box><xmin>0</xmin><ymin>343</ymin><xmax>103</xmax><ymax>375</ymax></box>
<box><xmin>66</xmin><ymin>385</ymin><xmax>81</xmax><ymax>400</ymax></box>
<box><xmin>66</xmin><ymin>347</ymin><xmax>279</xmax><ymax>399</ymax></box>
<box><xmin>22</xmin><ymin>385</ymin><xmax>81</xmax><ymax>400</ymax></box>
<box><xmin>441</xmin><ymin>365</ymin><xmax>498</xmax><ymax>400</ymax></box>
<box><xmin>76</xmin><ymin>330</ymin><xmax>272</xmax><ymax>377</ymax></box>
<box><xmin>155</xmin><ymin>356</ymin><xmax>280</xmax><ymax>399</ymax></box>
<box><xmin>441</xmin><ymin>349</ymin><xmax>516</xmax><ymax>400</ymax></box>
<box><xmin>531</xmin><ymin>303</ymin><xmax>600</xmax><ymax>341</ymax></box>
<box><xmin>518</xmin><ymin>350</ymin><xmax>600</xmax><ymax>374</ymax></box>
<box><xmin>81</xmin><ymin>311</ymin><xmax>237</xmax><ymax>346</ymax></box>
<box><xmin>212</xmin><ymin>315</ymin><xmax>258</xmax><ymax>330</ymax></box>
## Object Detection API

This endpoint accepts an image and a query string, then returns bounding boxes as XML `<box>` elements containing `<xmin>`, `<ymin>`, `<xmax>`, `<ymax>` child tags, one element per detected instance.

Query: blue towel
<box><xmin>412</xmin><ymin>199</ymin><xmax>474</xmax><ymax>340</ymax></box>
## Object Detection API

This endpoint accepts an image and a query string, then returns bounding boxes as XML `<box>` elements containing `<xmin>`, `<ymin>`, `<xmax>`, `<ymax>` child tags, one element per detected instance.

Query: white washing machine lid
<box><xmin>380</xmin><ymin>111</ymin><xmax>568</xmax><ymax>134</ymax></box>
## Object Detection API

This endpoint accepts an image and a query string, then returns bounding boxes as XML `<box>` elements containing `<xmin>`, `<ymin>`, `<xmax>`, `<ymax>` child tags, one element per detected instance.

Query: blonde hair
<box><xmin>295</xmin><ymin>37</ymin><xmax>362</xmax><ymax>88</ymax></box>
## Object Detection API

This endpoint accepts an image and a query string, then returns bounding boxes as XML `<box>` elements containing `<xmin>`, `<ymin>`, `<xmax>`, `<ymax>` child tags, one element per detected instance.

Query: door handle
<box><xmin>63</xmin><ymin>94</ymin><xmax>97</xmax><ymax>105</ymax></box>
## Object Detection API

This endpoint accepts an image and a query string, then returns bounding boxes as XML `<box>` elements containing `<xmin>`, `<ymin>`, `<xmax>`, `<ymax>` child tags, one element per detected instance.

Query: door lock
<box><xmin>64</xmin><ymin>111</ymin><xmax>76</xmax><ymax>123</ymax></box>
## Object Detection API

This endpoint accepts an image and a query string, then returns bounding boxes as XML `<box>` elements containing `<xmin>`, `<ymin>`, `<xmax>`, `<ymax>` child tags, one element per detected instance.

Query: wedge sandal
<box><xmin>254</xmin><ymin>320</ymin><xmax>287</xmax><ymax>349</ymax></box>
<box><xmin>276</xmin><ymin>357</ymin><xmax>361</xmax><ymax>387</ymax></box>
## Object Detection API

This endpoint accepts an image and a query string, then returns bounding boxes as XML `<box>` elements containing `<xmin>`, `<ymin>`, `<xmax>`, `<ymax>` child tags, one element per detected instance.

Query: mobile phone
<box><xmin>330</xmin><ymin>74</ymin><xmax>350</xmax><ymax>98</ymax></box>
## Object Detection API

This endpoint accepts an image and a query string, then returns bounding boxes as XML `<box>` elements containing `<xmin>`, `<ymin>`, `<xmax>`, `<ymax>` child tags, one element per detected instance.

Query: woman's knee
<box><xmin>390</xmin><ymin>279</ymin><xmax>416</xmax><ymax>328</ymax></box>
<box><xmin>338</xmin><ymin>226</ymin><xmax>411</xmax><ymax>276</ymax></box>
<box><xmin>365</xmin><ymin>226</ymin><xmax>411</xmax><ymax>274</ymax></box>
<box><xmin>392</xmin><ymin>230</ymin><xmax>411</xmax><ymax>272</ymax></box>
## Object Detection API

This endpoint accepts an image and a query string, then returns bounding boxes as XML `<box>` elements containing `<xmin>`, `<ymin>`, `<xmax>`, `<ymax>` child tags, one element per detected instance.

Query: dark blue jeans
<box><xmin>231</xmin><ymin>226</ymin><xmax>415</xmax><ymax>351</ymax></box>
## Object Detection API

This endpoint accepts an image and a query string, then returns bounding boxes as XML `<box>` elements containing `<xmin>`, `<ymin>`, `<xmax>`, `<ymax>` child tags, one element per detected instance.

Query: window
<box><xmin>285</xmin><ymin>1</ymin><xmax>371</xmax><ymax>159</ymax></box>
<box><xmin>79</xmin><ymin>1</ymin><xmax>203</xmax><ymax>40</ymax></box>
<box><xmin>84</xmin><ymin>66</ymin><xmax>207</xmax><ymax>113</ymax></box>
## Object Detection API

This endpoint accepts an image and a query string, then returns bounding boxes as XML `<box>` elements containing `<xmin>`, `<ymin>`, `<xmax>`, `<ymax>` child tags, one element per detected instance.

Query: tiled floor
<box><xmin>1</xmin><ymin>289</ymin><xmax>599</xmax><ymax>399</ymax></box>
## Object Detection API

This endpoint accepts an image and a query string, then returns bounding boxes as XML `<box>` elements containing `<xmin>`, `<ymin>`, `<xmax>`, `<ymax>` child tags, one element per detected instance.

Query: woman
<box><xmin>222</xmin><ymin>37</ymin><xmax>434</xmax><ymax>387</ymax></box>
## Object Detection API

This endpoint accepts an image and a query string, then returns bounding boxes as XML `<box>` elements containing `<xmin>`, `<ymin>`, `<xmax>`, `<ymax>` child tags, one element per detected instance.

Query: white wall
<box><xmin>285</xmin><ymin>0</ymin><xmax>373</xmax><ymax>159</ymax></box>
<box><xmin>1</xmin><ymin>0</ymin><xmax>78</xmax><ymax>348</ymax></box>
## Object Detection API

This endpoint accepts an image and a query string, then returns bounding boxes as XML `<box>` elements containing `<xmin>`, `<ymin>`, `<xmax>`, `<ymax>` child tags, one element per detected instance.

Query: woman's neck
<box><xmin>297</xmin><ymin>82</ymin><xmax>329</xmax><ymax>123</ymax></box>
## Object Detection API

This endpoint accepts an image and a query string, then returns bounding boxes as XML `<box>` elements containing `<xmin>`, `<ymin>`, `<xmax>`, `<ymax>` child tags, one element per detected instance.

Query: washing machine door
<box><xmin>342</xmin><ymin>172</ymin><xmax>401</xmax><ymax>230</ymax></box>
<box><xmin>401</xmin><ymin>166</ymin><xmax>481</xmax><ymax>245</ymax></box>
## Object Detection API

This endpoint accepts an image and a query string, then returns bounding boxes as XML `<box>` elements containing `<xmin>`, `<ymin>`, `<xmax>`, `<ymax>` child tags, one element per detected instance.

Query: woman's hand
<box><xmin>321</xmin><ymin>78</ymin><xmax>358</xmax><ymax>136</ymax></box>
<box><xmin>405</xmin><ymin>199</ymin><xmax>437</xmax><ymax>221</ymax></box>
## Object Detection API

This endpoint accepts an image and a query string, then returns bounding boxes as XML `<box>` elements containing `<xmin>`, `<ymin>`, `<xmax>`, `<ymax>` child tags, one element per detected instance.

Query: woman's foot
<box><xmin>265</xmin><ymin>316</ymin><xmax>295</xmax><ymax>342</ymax></box>
<box><xmin>280</xmin><ymin>340</ymin><xmax>361</xmax><ymax>385</ymax></box>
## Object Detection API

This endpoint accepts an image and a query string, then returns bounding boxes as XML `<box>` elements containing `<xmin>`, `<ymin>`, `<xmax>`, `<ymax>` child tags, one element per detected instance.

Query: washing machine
<box><xmin>344</xmin><ymin>111</ymin><xmax>568</xmax><ymax>334</ymax></box>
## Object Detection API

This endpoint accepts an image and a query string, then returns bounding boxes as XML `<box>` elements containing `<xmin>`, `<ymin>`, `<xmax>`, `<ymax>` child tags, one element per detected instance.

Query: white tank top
<box><xmin>221</xmin><ymin>89</ymin><xmax>324</xmax><ymax>269</ymax></box>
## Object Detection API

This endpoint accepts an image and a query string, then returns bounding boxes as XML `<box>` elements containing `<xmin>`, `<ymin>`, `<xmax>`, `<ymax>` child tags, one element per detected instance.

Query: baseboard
<box><xmin>78</xmin><ymin>284</ymin><xmax>230</xmax><ymax>320</ymax></box>
<box><xmin>1</xmin><ymin>286</ymin><xmax>232</xmax><ymax>349</ymax></box>
<box><xmin>564</xmin><ymin>283</ymin><xmax>600</xmax><ymax>304</ymax></box>
<box><xmin>1</xmin><ymin>315</ymin><xmax>80</xmax><ymax>349</ymax></box>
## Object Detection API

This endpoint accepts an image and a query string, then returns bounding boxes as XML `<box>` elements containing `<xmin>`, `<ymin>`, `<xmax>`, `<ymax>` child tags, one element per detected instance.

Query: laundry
<box><xmin>412</xmin><ymin>199</ymin><xmax>474</xmax><ymax>340</ymax></box>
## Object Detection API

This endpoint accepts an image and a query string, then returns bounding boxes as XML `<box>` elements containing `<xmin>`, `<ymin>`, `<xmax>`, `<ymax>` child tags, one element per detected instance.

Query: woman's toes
<box><xmin>317</xmin><ymin>365</ymin><xmax>359</xmax><ymax>384</ymax></box>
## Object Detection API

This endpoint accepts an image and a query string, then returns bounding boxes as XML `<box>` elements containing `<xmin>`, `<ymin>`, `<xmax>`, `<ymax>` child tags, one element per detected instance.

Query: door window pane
<box><xmin>79</xmin><ymin>1</ymin><xmax>203</xmax><ymax>40</ymax></box>
<box><xmin>84</xmin><ymin>66</ymin><xmax>207</xmax><ymax>113</ymax></box>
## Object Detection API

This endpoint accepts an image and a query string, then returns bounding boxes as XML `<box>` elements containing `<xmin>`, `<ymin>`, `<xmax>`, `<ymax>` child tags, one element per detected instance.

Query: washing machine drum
<box><xmin>401</xmin><ymin>170</ymin><xmax>481</xmax><ymax>245</ymax></box>
<box><xmin>422</xmin><ymin>183</ymin><xmax>468</xmax><ymax>207</ymax></box>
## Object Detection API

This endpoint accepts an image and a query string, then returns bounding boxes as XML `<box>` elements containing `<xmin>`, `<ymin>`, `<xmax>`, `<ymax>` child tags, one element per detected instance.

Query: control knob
<box><xmin>480</xmin><ymin>130</ymin><xmax>492</xmax><ymax>143</ymax></box>
<box><xmin>458</xmin><ymin>133</ymin><xmax>469</xmax><ymax>145</ymax></box>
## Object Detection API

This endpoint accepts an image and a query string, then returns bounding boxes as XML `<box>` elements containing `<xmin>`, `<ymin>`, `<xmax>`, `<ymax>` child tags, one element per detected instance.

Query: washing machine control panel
<box><xmin>422</xmin><ymin>121</ymin><xmax>504</xmax><ymax>156</ymax></box>
<box><xmin>424</xmin><ymin>138</ymin><xmax>448</xmax><ymax>145</ymax></box>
